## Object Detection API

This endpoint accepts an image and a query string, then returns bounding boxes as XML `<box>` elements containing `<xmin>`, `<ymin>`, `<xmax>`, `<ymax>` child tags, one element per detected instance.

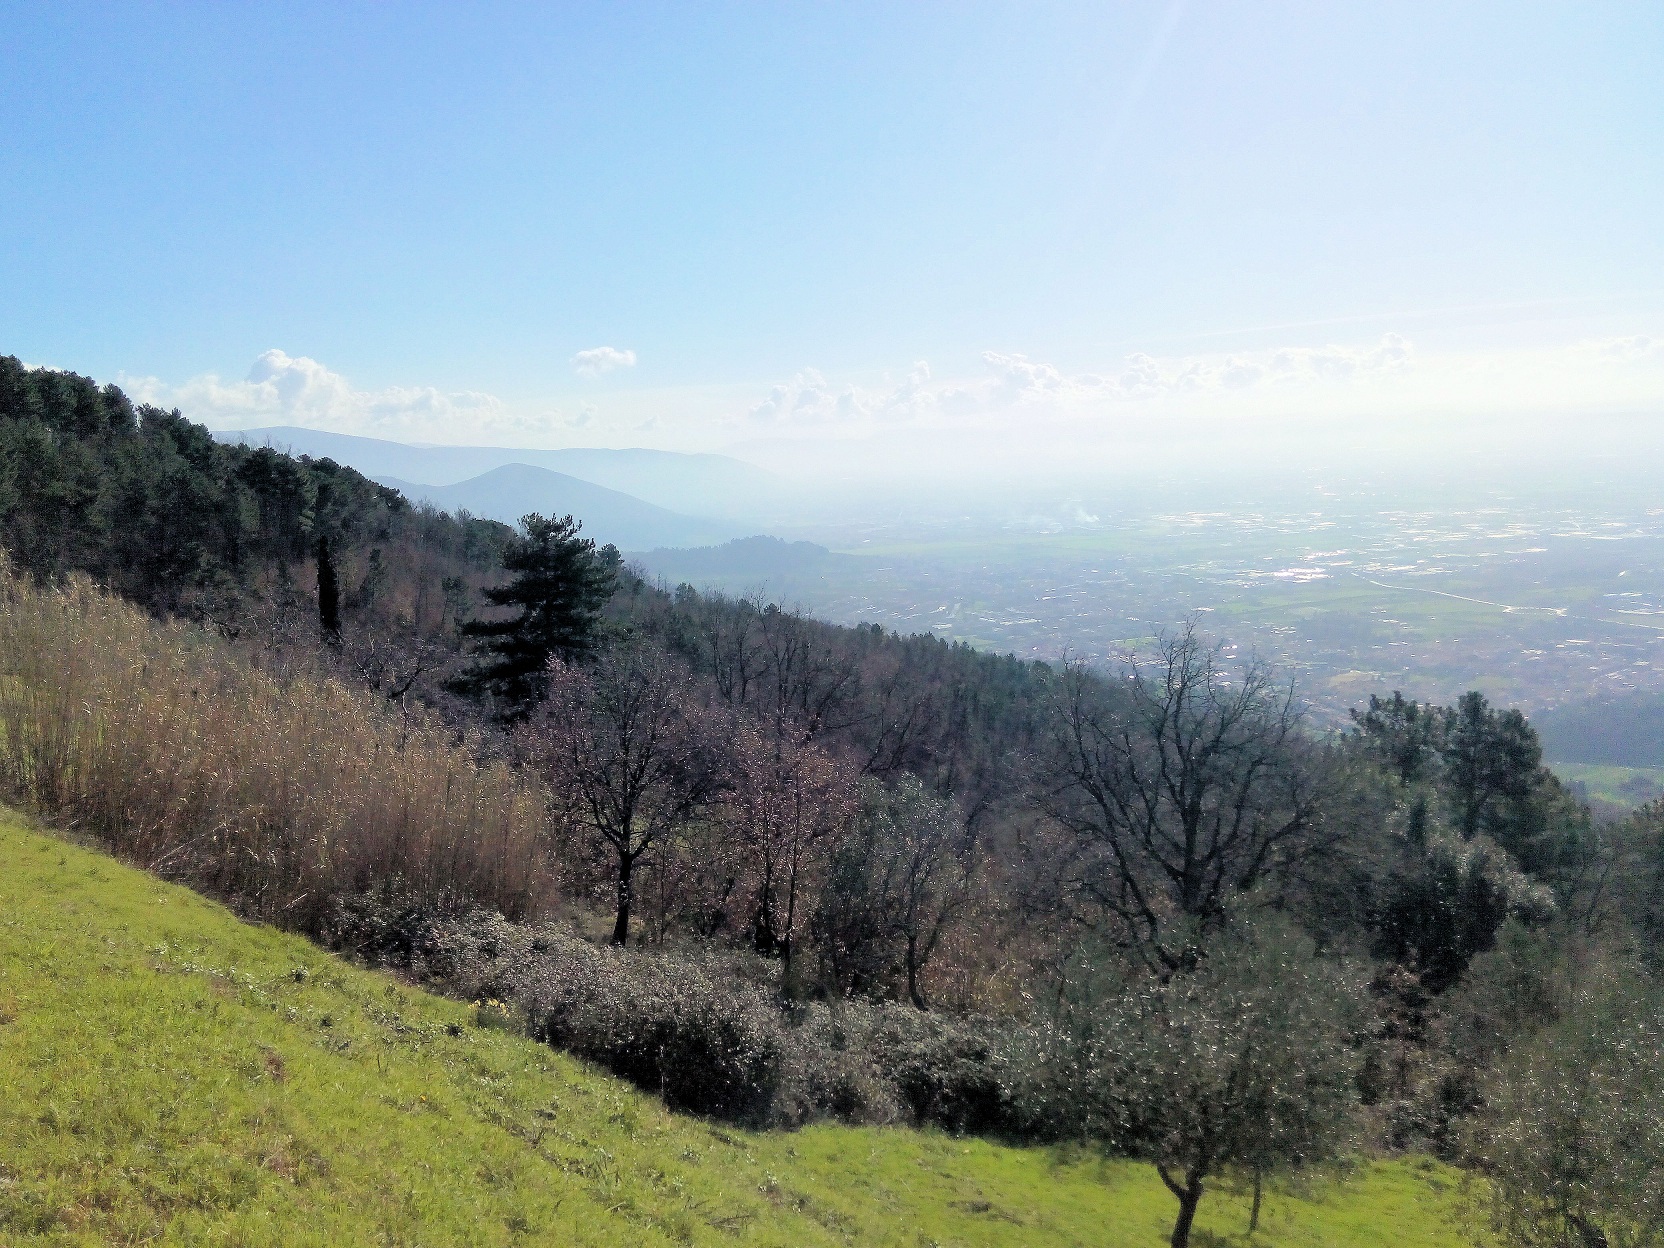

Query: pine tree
<box><xmin>453</xmin><ymin>513</ymin><xmax>617</xmax><ymax>719</ymax></box>
<box><xmin>316</xmin><ymin>533</ymin><xmax>342</xmax><ymax>646</ymax></box>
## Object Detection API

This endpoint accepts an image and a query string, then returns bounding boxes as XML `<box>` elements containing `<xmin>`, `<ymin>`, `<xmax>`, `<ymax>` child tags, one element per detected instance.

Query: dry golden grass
<box><xmin>0</xmin><ymin>569</ymin><xmax>552</xmax><ymax>928</ymax></box>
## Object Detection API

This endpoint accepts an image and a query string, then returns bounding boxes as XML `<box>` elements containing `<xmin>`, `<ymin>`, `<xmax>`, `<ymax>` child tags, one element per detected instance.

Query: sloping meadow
<box><xmin>0</xmin><ymin>810</ymin><xmax>1485</xmax><ymax>1247</ymax></box>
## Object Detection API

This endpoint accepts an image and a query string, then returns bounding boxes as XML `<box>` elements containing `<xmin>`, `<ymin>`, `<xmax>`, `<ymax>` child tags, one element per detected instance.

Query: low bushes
<box><xmin>866</xmin><ymin>1009</ymin><xmax>1013</xmax><ymax>1132</ymax></box>
<box><xmin>389</xmin><ymin>907</ymin><xmax>1027</xmax><ymax>1131</ymax></box>
<box><xmin>524</xmin><ymin>937</ymin><xmax>786</xmax><ymax>1122</ymax></box>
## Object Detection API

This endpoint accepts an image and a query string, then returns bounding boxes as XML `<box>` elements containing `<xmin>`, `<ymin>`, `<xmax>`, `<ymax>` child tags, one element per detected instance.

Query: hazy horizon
<box><xmin>5</xmin><ymin>3</ymin><xmax>1661</xmax><ymax>495</ymax></box>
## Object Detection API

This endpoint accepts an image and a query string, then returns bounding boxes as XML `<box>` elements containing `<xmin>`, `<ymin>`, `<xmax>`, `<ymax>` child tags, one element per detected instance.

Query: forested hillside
<box><xmin>3</xmin><ymin>356</ymin><xmax>1661</xmax><ymax>1248</ymax></box>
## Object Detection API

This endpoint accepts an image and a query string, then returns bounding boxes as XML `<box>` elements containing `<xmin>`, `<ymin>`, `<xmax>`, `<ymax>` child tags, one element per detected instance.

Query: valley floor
<box><xmin>0</xmin><ymin>811</ymin><xmax>1483</xmax><ymax>1247</ymax></box>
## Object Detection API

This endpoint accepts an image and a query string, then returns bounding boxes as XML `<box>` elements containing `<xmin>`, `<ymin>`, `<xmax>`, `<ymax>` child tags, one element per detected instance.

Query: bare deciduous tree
<box><xmin>817</xmin><ymin>776</ymin><xmax>981</xmax><ymax>1008</ymax></box>
<box><xmin>757</xmin><ymin>603</ymin><xmax>863</xmax><ymax>741</ymax></box>
<box><xmin>1039</xmin><ymin>623</ymin><xmax>1335</xmax><ymax>969</ymax></box>
<box><xmin>533</xmin><ymin>649</ymin><xmax>721</xmax><ymax>946</ymax></box>
<box><xmin>724</xmin><ymin>720</ymin><xmax>857</xmax><ymax>978</ymax></box>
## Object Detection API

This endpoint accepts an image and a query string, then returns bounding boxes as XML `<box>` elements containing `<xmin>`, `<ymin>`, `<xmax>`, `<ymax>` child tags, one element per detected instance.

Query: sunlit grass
<box><xmin>0</xmin><ymin>810</ymin><xmax>1485</xmax><ymax>1246</ymax></box>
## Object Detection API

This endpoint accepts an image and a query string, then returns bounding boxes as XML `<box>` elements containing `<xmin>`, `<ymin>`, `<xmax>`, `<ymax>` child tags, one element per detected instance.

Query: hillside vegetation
<box><xmin>4</xmin><ymin>355</ymin><xmax>1663</xmax><ymax>1247</ymax></box>
<box><xmin>0</xmin><ymin>810</ymin><xmax>1480</xmax><ymax>1247</ymax></box>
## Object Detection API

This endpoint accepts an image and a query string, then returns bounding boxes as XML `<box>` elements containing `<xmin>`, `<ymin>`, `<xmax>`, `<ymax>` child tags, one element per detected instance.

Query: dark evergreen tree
<box><xmin>0</xmin><ymin>356</ymin><xmax>417</xmax><ymax>614</ymax></box>
<box><xmin>316</xmin><ymin>533</ymin><xmax>342</xmax><ymax>645</ymax></box>
<box><xmin>1351</xmin><ymin>690</ymin><xmax>1438</xmax><ymax>785</ymax></box>
<box><xmin>1439</xmin><ymin>692</ymin><xmax>1541</xmax><ymax>843</ymax></box>
<box><xmin>1436</xmin><ymin>691</ymin><xmax>1587</xmax><ymax>882</ymax></box>
<box><xmin>453</xmin><ymin>513</ymin><xmax>618</xmax><ymax>718</ymax></box>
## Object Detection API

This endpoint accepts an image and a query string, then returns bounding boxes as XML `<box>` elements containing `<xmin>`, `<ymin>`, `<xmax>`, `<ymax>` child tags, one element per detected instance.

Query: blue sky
<box><xmin>3</xmin><ymin>2</ymin><xmax>1661</xmax><ymax>476</ymax></box>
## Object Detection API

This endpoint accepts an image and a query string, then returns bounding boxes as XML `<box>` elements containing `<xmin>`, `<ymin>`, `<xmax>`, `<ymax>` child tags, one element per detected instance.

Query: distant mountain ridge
<box><xmin>378</xmin><ymin>464</ymin><xmax>741</xmax><ymax>552</ymax></box>
<box><xmin>215</xmin><ymin>426</ymin><xmax>777</xmax><ymax>520</ymax></box>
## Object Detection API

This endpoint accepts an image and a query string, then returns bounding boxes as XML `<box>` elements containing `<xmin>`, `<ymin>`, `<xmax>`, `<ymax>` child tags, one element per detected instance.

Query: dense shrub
<box><xmin>404</xmin><ymin>911</ymin><xmax>782</xmax><ymax>1122</ymax></box>
<box><xmin>866</xmin><ymin>1008</ymin><xmax>1014</xmax><ymax>1132</ymax></box>
<box><xmin>528</xmin><ymin>941</ymin><xmax>786</xmax><ymax>1122</ymax></box>
<box><xmin>771</xmin><ymin>1003</ymin><xmax>903</xmax><ymax>1126</ymax></box>
<box><xmin>397</xmin><ymin>907</ymin><xmax>1030</xmax><ymax>1131</ymax></box>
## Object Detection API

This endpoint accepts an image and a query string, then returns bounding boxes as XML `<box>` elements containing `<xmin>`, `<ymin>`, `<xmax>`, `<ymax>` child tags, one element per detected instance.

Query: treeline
<box><xmin>4</xmin><ymin>356</ymin><xmax>1662</xmax><ymax>1248</ymax></box>
<box><xmin>0</xmin><ymin>353</ymin><xmax>511</xmax><ymax>689</ymax></box>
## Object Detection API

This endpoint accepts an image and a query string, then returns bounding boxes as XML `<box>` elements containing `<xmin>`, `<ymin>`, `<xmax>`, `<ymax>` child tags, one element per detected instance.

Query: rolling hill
<box><xmin>378</xmin><ymin>463</ymin><xmax>742</xmax><ymax>551</ymax></box>
<box><xmin>0</xmin><ymin>808</ymin><xmax>1486</xmax><ymax>1247</ymax></box>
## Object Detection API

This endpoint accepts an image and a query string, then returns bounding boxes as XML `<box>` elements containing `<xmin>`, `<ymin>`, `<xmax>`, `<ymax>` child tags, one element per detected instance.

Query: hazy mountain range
<box><xmin>215</xmin><ymin>426</ymin><xmax>783</xmax><ymax>551</ymax></box>
<box><xmin>219</xmin><ymin>426</ymin><xmax>777</xmax><ymax>514</ymax></box>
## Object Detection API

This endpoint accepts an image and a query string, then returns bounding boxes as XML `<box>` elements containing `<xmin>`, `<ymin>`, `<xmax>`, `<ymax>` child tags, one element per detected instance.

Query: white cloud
<box><xmin>118</xmin><ymin>349</ymin><xmax>555</xmax><ymax>442</ymax></box>
<box><xmin>725</xmin><ymin>324</ymin><xmax>1664</xmax><ymax>486</ymax></box>
<box><xmin>113</xmin><ymin>323</ymin><xmax>1664</xmax><ymax>477</ymax></box>
<box><xmin>571</xmin><ymin>346</ymin><xmax>638</xmax><ymax>378</ymax></box>
<box><xmin>979</xmin><ymin>334</ymin><xmax>1416</xmax><ymax>407</ymax></box>
<box><xmin>747</xmin><ymin>361</ymin><xmax>944</xmax><ymax>427</ymax></box>
<box><xmin>981</xmin><ymin>351</ymin><xmax>1068</xmax><ymax>402</ymax></box>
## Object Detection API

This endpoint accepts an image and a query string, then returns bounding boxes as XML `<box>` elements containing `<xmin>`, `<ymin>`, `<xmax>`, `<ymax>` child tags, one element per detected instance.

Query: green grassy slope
<box><xmin>0</xmin><ymin>811</ymin><xmax>1484</xmax><ymax>1247</ymax></box>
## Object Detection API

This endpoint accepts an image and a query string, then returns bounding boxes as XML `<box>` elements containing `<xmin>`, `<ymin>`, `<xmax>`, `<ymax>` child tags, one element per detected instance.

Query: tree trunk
<box><xmin>782</xmin><ymin>829</ymin><xmax>802</xmax><ymax>979</ymax></box>
<box><xmin>1156</xmin><ymin>1167</ymin><xmax>1205</xmax><ymax>1248</ymax></box>
<box><xmin>751</xmin><ymin>884</ymin><xmax>777</xmax><ymax>956</ymax></box>
<box><xmin>1249</xmin><ymin>1168</ymin><xmax>1263</xmax><ymax>1234</ymax></box>
<box><xmin>1170</xmin><ymin>1184</ymin><xmax>1202</xmax><ymax>1248</ymax></box>
<box><xmin>612</xmin><ymin>852</ymin><xmax>634</xmax><ymax>946</ymax></box>
<box><xmin>316</xmin><ymin>534</ymin><xmax>341</xmax><ymax>646</ymax></box>
<box><xmin>906</xmin><ymin>934</ymin><xmax>927</xmax><ymax>1009</ymax></box>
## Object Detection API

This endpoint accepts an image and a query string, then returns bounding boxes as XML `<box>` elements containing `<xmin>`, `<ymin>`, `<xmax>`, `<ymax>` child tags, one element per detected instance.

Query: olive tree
<box><xmin>814</xmin><ymin>775</ymin><xmax>980</xmax><ymax>1007</ymax></box>
<box><xmin>1052</xmin><ymin>916</ymin><xmax>1361</xmax><ymax>1248</ymax></box>
<box><xmin>1474</xmin><ymin>964</ymin><xmax>1664</xmax><ymax>1248</ymax></box>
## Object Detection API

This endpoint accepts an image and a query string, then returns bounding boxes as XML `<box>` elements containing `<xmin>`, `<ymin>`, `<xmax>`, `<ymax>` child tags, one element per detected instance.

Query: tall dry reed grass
<box><xmin>0</xmin><ymin>570</ymin><xmax>551</xmax><ymax>928</ymax></box>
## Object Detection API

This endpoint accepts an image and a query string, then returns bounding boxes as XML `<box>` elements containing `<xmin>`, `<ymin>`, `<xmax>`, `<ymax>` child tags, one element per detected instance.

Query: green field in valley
<box><xmin>0</xmin><ymin>810</ymin><xmax>1486</xmax><ymax>1247</ymax></box>
<box><xmin>1546</xmin><ymin>762</ymin><xmax>1664</xmax><ymax>809</ymax></box>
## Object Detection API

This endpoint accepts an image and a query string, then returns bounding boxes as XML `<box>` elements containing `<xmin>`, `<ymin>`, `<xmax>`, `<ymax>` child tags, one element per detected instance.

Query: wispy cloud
<box><xmin>571</xmin><ymin>346</ymin><xmax>638</xmax><ymax>378</ymax></box>
<box><xmin>720</xmin><ymin>326</ymin><xmax>1664</xmax><ymax>484</ymax></box>
<box><xmin>747</xmin><ymin>361</ymin><xmax>944</xmax><ymax>426</ymax></box>
<box><xmin>746</xmin><ymin>334</ymin><xmax>1419</xmax><ymax>430</ymax></box>
<box><xmin>1577</xmin><ymin>333</ymin><xmax>1663</xmax><ymax>361</ymax></box>
<box><xmin>984</xmin><ymin>334</ymin><xmax>1415</xmax><ymax>404</ymax></box>
<box><xmin>113</xmin><ymin>324</ymin><xmax>1664</xmax><ymax>478</ymax></box>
